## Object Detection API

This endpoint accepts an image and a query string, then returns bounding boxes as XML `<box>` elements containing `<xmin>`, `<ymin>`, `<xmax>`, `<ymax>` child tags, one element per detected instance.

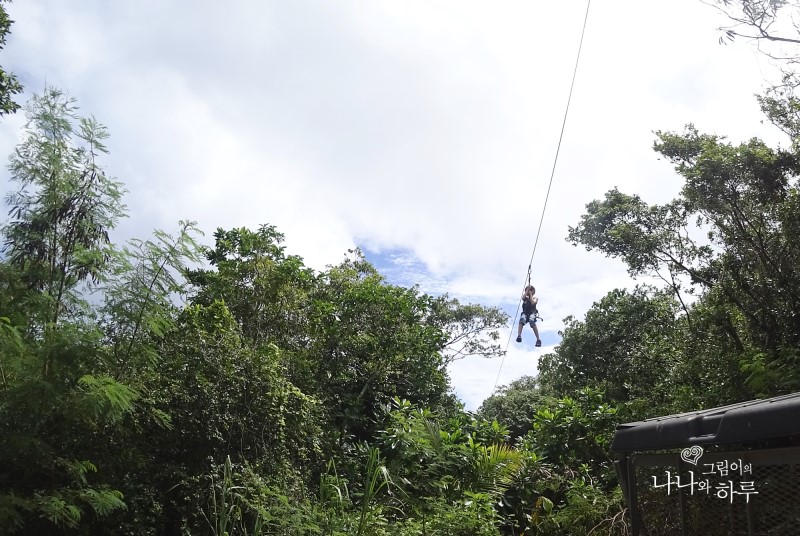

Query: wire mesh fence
<box><xmin>626</xmin><ymin>446</ymin><xmax>800</xmax><ymax>535</ymax></box>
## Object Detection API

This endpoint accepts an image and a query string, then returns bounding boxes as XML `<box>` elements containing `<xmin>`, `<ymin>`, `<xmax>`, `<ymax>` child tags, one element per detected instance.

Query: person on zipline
<box><xmin>516</xmin><ymin>285</ymin><xmax>541</xmax><ymax>346</ymax></box>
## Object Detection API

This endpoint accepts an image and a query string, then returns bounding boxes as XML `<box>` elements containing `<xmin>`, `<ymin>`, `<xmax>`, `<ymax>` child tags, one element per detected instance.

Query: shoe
<box><xmin>516</xmin><ymin>336</ymin><xmax>522</xmax><ymax>343</ymax></box>
<box><xmin>535</xmin><ymin>339</ymin><xmax>542</xmax><ymax>347</ymax></box>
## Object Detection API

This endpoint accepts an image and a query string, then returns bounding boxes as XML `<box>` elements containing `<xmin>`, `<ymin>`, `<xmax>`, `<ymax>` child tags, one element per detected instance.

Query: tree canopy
<box><xmin>0</xmin><ymin>0</ymin><xmax>21</xmax><ymax>117</ymax></box>
<box><xmin>0</xmin><ymin>87</ymin><xmax>525</xmax><ymax>535</ymax></box>
<box><xmin>7</xmin><ymin>2</ymin><xmax>800</xmax><ymax>534</ymax></box>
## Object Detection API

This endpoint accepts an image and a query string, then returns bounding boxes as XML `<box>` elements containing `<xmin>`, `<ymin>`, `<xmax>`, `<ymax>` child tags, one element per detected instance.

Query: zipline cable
<box><xmin>493</xmin><ymin>0</ymin><xmax>592</xmax><ymax>391</ymax></box>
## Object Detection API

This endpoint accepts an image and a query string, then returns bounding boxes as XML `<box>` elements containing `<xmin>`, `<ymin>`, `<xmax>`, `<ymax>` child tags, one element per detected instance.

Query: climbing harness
<box><xmin>523</xmin><ymin>265</ymin><xmax>542</xmax><ymax>322</ymax></box>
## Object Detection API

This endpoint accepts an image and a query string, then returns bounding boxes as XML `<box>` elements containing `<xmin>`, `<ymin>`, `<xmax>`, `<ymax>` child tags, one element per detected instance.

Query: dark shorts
<box><xmin>519</xmin><ymin>312</ymin><xmax>537</xmax><ymax>326</ymax></box>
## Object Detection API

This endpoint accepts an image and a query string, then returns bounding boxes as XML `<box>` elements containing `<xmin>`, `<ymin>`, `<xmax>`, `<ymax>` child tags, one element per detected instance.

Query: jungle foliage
<box><xmin>5</xmin><ymin>2</ymin><xmax>800</xmax><ymax>534</ymax></box>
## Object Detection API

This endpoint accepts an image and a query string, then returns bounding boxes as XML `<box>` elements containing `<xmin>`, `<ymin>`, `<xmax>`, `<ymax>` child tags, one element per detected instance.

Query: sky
<box><xmin>0</xmin><ymin>0</ymin><xmax>789</xmax><ymax>410</ymax></box>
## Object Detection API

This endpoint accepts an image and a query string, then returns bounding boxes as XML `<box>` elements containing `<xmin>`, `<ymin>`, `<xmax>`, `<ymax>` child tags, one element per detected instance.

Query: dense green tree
<box><xmin>0</xmin><ymin>318</ymin><xmax>134</xmax><ymax>533</ymax></box>
<box><xmin>537</xmin><ymin>287</ymin><xmax>681</xmax><ymax>408</ymax></box>
<box><xmin>0</xmin><ymin>89</ymin><xmax>134</xmax><ymax>533</ymax></box>
<box><xmin>568</xmin><ymin>123</ymin><xmax>800</xmax><ymax>397</ymax></box>
<box><xmin>0</xmin><ymin>1</ymin><xmax>22</xmax><ymax>116</ymax></box>
<box><xmin>116</xmin><ymin>301</ymin><xmax>321</xmax><ymax>535</ymax></box>
<box><xmin>426</xmin><ymin>295</ymin><xmax>508</xmax><ymax>364</ymax></box>
<box><xmin>186</xmin><ymin>225</ymin><xmax>314</xmax><ymax>351</ymax></box>
<box><xmin>307</xmin><ymin>253</ymin><xmax>451</xmax><ymax>443</ymax></box>
<box><xmin>478</xmin><ymin>375</ymin><xmax>543</xmax><ymax>441</ymax></box>
<box><xmin>188</xmin><ymin>233</ymin><xmax>504</xmax><ymax>453</ymax></box>
<box><xmin>101</xmin><ymin>220</ymin><xmax>203</xmax><ymax>381</ymax></box>
<box><xmin>3</xmin><ymin>87</ymin><xmax>127</xmax><ymax>327</ymax></box>
<box><xmin>374</xmin><ymin>398</ymin><xmax>516</xmax><ymax>534</ymax></box>
<box><xmin>520</xmin><ymin>389</ymin><xmax>618</xmax><ymax>477</ymax></box>
<box><xmin>667</xmin><ymin>292</ymin><xmax>753</xmax><ymax>406</ymax></box>
<box><xmin>0</xmin><ymin>90</ymin><xmax>208</xmax><ymax>535</ymax></box>
<box><xmin>513</xmin><ymin>389</ymin><xmax>624</xmax><ymax>536</ymax></box>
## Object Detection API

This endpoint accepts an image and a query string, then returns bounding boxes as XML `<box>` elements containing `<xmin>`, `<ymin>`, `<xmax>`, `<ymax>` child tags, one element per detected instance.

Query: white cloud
<box><xmin>448</xmin><ymin>342</ymin><xmax>555</xmax><ymax>412</ymax></box>
<box><xmin>0</xmin><ymin>0</ymin><xmax>788</xmax><ymax>409</ymax></box>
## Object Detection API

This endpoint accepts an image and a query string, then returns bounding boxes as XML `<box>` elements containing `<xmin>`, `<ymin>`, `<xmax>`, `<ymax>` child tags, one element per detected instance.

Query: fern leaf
<box><xmin>78</xmin><ymin>488</ymin><xmax>126</xmax><ymax>516</ymax></box>
<box><xmin>77</xmin><ymin>375</ymin><xmax>139</xmax><ymax>423</ymax></box>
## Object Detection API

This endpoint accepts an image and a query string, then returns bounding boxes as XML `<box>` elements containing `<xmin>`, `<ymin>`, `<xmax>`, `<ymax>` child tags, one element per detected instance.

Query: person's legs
<box><xmin>516</xmin><ymin>313</ymin><xmax>526</xmax><ymax>342</ymax></box>
<box><xmin>530</xmin><ymin>320</ymin><xmax>541</xmax><ymax>346</ymax></box>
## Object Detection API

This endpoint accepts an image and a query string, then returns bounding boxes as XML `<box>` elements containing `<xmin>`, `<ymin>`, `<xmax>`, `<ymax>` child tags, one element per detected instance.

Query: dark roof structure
<box><xmin>612</xmin><ymin>392</ymin><xmax>800</xmax><ymax>535</ymax></box>
<box><xmin>612</xmin><ymin>391</ymin><xmax>800</xmax><ymax>452</ymax></box>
